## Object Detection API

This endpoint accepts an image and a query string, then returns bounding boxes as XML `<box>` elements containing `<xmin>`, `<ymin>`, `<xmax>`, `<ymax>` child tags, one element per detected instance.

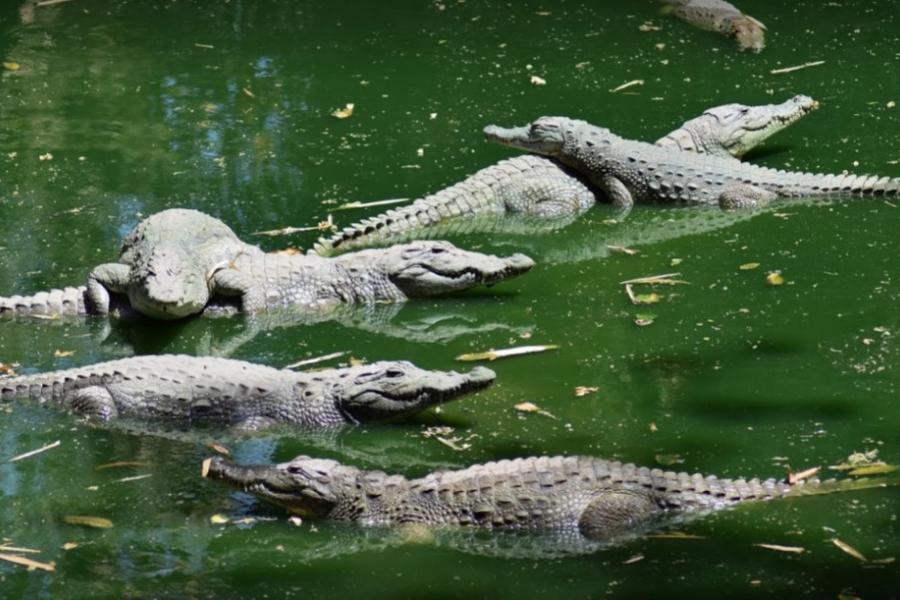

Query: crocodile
<box><xmin>0</xmin><ymin>239</ymin><xmax>533</xmax><ymax>319</ymax></box>
<box><xmin>662</xmin><ymin>0</ymin><xmax>766</xmax><ymax>52</ymax></box>
<box><xmin>203</xmin><ymin>454</ymin><xmax>888</xmax><ymax>539</ymax></box>
<box><xmin>484</xmin><ymin>116</ymin><xmax>900</xmax><ymax>211</ymax></box>
<box><xmin>86</xmin><ymin>208</ymin><xmax>264</xmax><ymax>319</ymax></box>
<box><xmin>312</xmin><ymin>96</ymin><xmax>817</xmax><ymax>256</ymax></box>
<box><xmin>0</xmin><ymin>355</ymin><xmax>495</xmax><ymax>430</ymax></box>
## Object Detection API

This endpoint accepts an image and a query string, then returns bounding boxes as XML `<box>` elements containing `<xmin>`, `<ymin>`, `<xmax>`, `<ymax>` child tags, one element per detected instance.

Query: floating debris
<box><xmin>0</xmin><ymin>553</ymin><xmax>55</xmax><ymax>572</ymax></box>
<box><xmin>8</xmin><ymin>440</ymin><xmax>61</xmax><ymax>463</ymax></box>
<box><xmin>634</xmin><ymin>313</ymin><xmax>657</xmax><ymax>327</ymax></box>
<box><xmin>284</xmin><ymin>351</ymin><xmax>348</xmax><ymax>370</ymax></box>
<box><xmin>254</xmin><ymin>215</ymin><xmax>335</xmax><ymax>236</ymax></box>
<box><xmin>334</xmin><ymin>198</ymin><xmax>409</xmax><ymax>211</ymax></box>
<box><xmin>331</xmin><ymin>103</ymin><xmax>355</xmax><ymax>119</ymax></box>
<box><xmin>574</xmin><ymin>386</ymin><xmax>599</xmax><ymax>397</ymax></box>
<box><xmin>529</xmin><ymin>75</ymin><xmax>547</xmax><ymax>86</ymax></box>
<box><xmin>63</xmin><ymin>515</ymin><xmax>113</xmax><ymax>529</ymax></box>
<box><xmin>787</xmin><ymin>466</ymin><xmax>819</xmax><ymax>485</ymax></box>
<box><xmin>456</xmin><ymin>345</ymin><xmax>559</xmax><ymax>362</ymax></box>
<box><xmin>209</xmin><ymin>514</ymin><xmax>230</xmax><ymax>525</ymax></box>
<box><xmin>514</xmin><ymin>402</ymin><xmax>558</xmax><ymax>420</ymax></box>
<box><xmin>755</xmin><ymin>543</ymin><xmax>806</xmax><ymax>554</ymax></box>
<box><xmin>2</xmin><ymin>62</ymin><xmax>20</xmax><ymax>72</ymax></box>
<box><xmin>620</xmin><ymin>272</ymin><xmax>688</xmax><ymax>286</ymax></box>
<box><xmin>53</xmin><ymin>349</ymin><xmax>74</xmax><ymax>357</ymax></box>
<box><xmin>607</xmin><ymin>245</ymin><xmax>639</xmax><ymax>255</ymax></box>
<box><xmin>207</xmin><ymin>442</ymin><xmax>230</xmax><ymax>456</ymax></box>
<box><xmin>766</xmin><ymin>271</ymin><xmax>785</xmax><ymax>286</ymax></box>
<box><xmin>96</xmin><ymin>461</ymin><xmax>150</xmax><ymax>470</ymax></box>
<box><xmin>610</xmin><ymin>79</ymin><xmax>644</xmax><ymax>93</ymax></box>
<box><xmin>739</xmin><ymin>262</ymin><xmax>760</xmax><ymax>271</ymax></box>
<box><xmin>770</xmin><ymin>61</ymin><xmax>825</xmax><ymax>75</ymax></box>
<box><xmin>832</xmin><ymin>538</ymin><xmax>867</xmax><ymax>562</ymax></box>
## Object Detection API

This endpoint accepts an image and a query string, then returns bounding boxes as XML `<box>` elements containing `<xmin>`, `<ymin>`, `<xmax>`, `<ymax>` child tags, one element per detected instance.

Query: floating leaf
<box><xmin>289</xmin><ymin>516</ymin><xmax>303</xmax><ymax>527</ymax></box>
<box><xmin>634</xmin><ymin>313</ymin><xmax>657</xmax><ymax>327</ymax></box>
<box><xmin>53</xmin><ymin>349</ymin><xmax>74</xmax><ymax>358</ymax></box>
<box><xmin>655</xmin><ymin>454</ymin><xmax>684</xmax><ymax>466</ymax></box>
<box><xmin>622</xmin><ymin>553</ymin><xmax>645</xmax><ymax>564</ymax></box>
<box><xmin>755</xmin><ymin>543</ymin><xmax>806</xmax><ymax>554</ymax></box>
<box><xmin>62</xmin><ymin>542</ymin><xmax>78</xmax><ymax>551</ymax></box>
<box><xmin>514</xmin><ymin>402</ymin><xmax>557</xmax><ymax>420</ymax></box>
<box><xmin>847</xmin><ymin>464</ymin><xmax>898</xmax><ymax>477</ymax></box>
<box><xmin>766</xmin><ymin>272</ymin><xmax>785</xmax><ymax>286</ymax></box>
<box><xmin>574</xmin><ymin>386</ymin><xmax>599</xmax><ymax>397</ymax></box>
<box><xmin>331</xmin><ymin>103</ymin><xmax>355</xmax><ymax>119</ymax></box>
<box><xmin>607</xmin><ymin>245</ymin><xmax>639</xmax><ymax>255</ymax></box>
<box><xmin>739</xmin><ymin>262</ymin><xmax>760</xmax><ymax>271</ymax></box>
<box><xmin>209</xmin><ymin>514</ymin><xmax>230</xmax><ymax>525</ymax></box>
<box><xmin>634</xmin><ymin>293</ymin><xmax>661</xmax><ymax>305</ymax></box>
<box><xmin>206</xmin><ymin>442</ymin><xmax>230</xmax><ymax>456</ymax></box>
<box><xmin>63</xmin><ymin>515</ymin><xmax>113</xmax><ymax>529</ymax></box>
<box><xmin>0</xmin><ymin>362</ymin><xmax>15</xmax><ymax>375</ymax></box>
<box><xmin>529</xmin><ymin>75</ymin><xmax>547</xmax><ymax>86</ymax></box>
<box><xmin>832</xmin><ymin>538</ymin><xmax>867</xmax><ymax>562</ymax></box>
<box><xmin>2</xmin><ymin>62</ymin><xmax>20</xmax><ymax>72</ymax></box>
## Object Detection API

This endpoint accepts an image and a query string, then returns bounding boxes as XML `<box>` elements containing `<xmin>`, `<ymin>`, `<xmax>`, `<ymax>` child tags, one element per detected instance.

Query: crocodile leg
<box><xmin>209</xmin><ymin>268</ymin><xmax>268</xmax><ymax>314</ymax></box>
<box><xmin>717</xmin><ymin>184</ymin><xmax>778</xmax><ymax>209</ymax></box>
<box><xmin>601</xmin><ymin>175</ymin><xmax>635</xmax><ymax>215</ymax></box>
<box><xmin>67</xmin><ymin>387</ymin><xmax>119</xmax><ymax>420</ymax></box>
<box><xmin>87</xmin><ymin>263</ymin><xmax>131</xmax><ymax>315</ymax></box>
<box><xmin>577</xmin><ymin>490</ymin><xmax>661</xmax><ymax>538</ymax></box>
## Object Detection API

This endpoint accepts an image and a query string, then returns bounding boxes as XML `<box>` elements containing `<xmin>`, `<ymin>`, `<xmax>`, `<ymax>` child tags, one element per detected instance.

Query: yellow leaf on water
<box><xmin>209</xmin><ymin>514</ymin><xmax>230</xmax><ymax>525</ymax></box>
<box><xmin>574</xmin><ymin>386</ymin><xmax>599</xmax><ymax>397</ymax></box>
<box><xmin>63</xmin><ymin>515</ymin><xmax>113</xmax><ymax>529</ymax></box>
<box><xmin>634</xmin><ymin>293</ymin><xmax>661</xmax><ymax>304</ymax></box>
<box><xmin>847</xmin><ymin>463</ymin><xmax>898</xmax><ymax>476</ymax></box>
<box><xmin>3</xmin><ymin>62</ymin><xmax>20</xmax><ymax>71</ymax></box>
<box><xmin>514</xmin><ymin>402</ymin><xmax>557</xmax><ymax>420</ymax></box>
<box><xmin>331</xmin><ymin>103</ymin><xmax>355</xmax><ymax>119</ymax></box>
<box><xmin>62</xmin><ymin>542</ymin><xmax>78</xmax><ymax>551</ymax></box>
<box><xmin>766</xmin><ymin>272</ymin><xmax>785</xmax><ymax>286</ymax></box>
<box><xmin>529</xmin><ymin>75</ymin><xmax>547</xmax><ymax>86</ymax></box>
<box><xmin>739</xmin><ymin>262</ymin><xmax>760</xmax><ymax>271</ymax></box>
<box><xmin>54</xmin><ymin>349</ymin><xmax>74</xmax><ymax>358</ymax></box>
<box><xmin>832</xmin><ymin>538</ymin><xmax>867</xmax><ymax>562</ymax></box>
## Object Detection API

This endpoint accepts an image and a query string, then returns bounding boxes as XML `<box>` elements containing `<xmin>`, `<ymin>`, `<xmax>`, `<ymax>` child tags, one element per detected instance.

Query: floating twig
<box><xmin>284</xmin><ymin>351</ymin><xmax>348</xmax><ymax>370</ymax></box>
<box><xmin>8</xmin><ymin>440</ymin><xmax>60</xmax><ymax>463</ymax></box>
<box><xmin>63</xmin><ymin>515</ymin><xmax>113</xmax><ymax>529</ymax></box>
<box><xmin>832</xmin><ymin>538</ymin><xmax>867</xmax><ymax>562</ymax></box>
<box><xmin>0</xmin><ymin>545</ymin><xmax>42</xmax><ymax>554</ymax></box>
<box><xmin>96</xmin><ymin>461</ymin><xmax>150</xmax><ymax>470</ymax></box>
<box><xmin>755</xmin><ymin>543</ymin><xmax>806</xmax><ymax>554</ymax></box>
<box><xmin>334</xmin><ymin>198</ymin><xmax>409</xmax><ymax>211</ymax></box>
<box><xmin>254</xmin><ymin>215</ymin><xmax>335</xmax><ymax>236</ymax></box>
<box><xmin>456</xmin><ymin>344</ymin><xmax>559</xmax><ymax>362</ymax></box>
<box><xmin>619</xmin><ymin>272</ymin><xmax>688</xmax><ymax>286</ymax></box>
<box><xmin>770</xmin><ymin>61</ymin><xmax>825</xmax><ymax>75</ymax></box>
<box><xmin>115</xmin><ymin>474</ymin><xmax>152</xmax><ymax>483</ymax></box>
<box><xmin>610</xmin><ymin>79</ymin><xmax>644</xmax><ymax>93</ymax></box>
<box><xmin>0</xmin><ymin>553</ymin><xmax>55</xmax><ymax>572</ymax></box>
<box><xmin>36</xmin><ymin>0</ymin><xmax>75</xmax><ymax>7</ymax></box>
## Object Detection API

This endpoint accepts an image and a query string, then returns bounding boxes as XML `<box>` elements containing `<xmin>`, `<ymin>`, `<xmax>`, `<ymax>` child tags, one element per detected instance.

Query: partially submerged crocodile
<box><xmin>87</xmin><ymin>208</ymin><xmax>264</xmax><ymax>319</ymax></box>
<box><xmin>0</xmin><ymin>238</ymin><xmax>533</xmax><ymax>320</ymax></box>
<box><xmin>0</xmin><ymin>355</ymin><xmax>494</xmax><ymax>430</ymax></box>
<box><xmin>485</xmin><ymin>116</ymin><xmax>900</xmax><ymax>211</ymax></box>
<box><xmin>662</xmin><ymin>0</ymin><xmax>766</xmax><ymax>52</ymax></box>
<box><xmin>204</xmin><ymin>454</ymin><xmax>886</xmax><ymax>539</ymax></box>
<box><xmin>312</xmin><ymin>96</ymin><xmax>817</xmax><ymax>256</ymax></box>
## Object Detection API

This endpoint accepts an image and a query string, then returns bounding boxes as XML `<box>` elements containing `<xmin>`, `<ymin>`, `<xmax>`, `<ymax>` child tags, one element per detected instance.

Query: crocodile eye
<box><xmin>385</xmin><ymin>369</ymin><xmax>405</xmax><ymax>378</ymax></box>
<box><xmin>287</xmin><ymin>465</ymin><xmax>305</xmax><ymax>475</ymax></box>
<box><xmin>430</xmin><ymin>246</ymin><xmax>446</xmax><ymax>255</ymax></box>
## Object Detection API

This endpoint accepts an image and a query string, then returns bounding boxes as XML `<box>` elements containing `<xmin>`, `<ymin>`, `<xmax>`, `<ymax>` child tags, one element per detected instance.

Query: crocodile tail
<box><xmin>0</xmin><ymin>286</ymin><xmax>90</xmax><ymax>318</ymax></box>
<box><xmin>781</xmin><ymin>171</ymin><xmax>900</xmax><ymax>198</ymax></box>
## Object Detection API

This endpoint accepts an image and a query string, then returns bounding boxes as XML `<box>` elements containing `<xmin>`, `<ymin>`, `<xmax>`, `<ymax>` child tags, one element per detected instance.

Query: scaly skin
<box><xmin>484</xmin><ymin>116</ymin><xmax>900</xmax><ymax>211</ymax></box>
<box><xmin>86</xmin><ymin>209</ymin><xmax>263</xmax><ymax>320</ymax></box>
<box><xmin>656</xmin><ymin>95</ymin><xmax>817</xmax><ymax>158</ymax></box>
<box><xmin>0</xmin><ymin>239</ymin><xmax>533</xmax><ymax>319</ymax></box>
<box><xmin>0</xmin><ymin>355</ymin><xmax>495</xmax><ymax>430</ymax></box>
<box><xmin>204</xmin><ymin>454</ymin><xmax>886</xmax><ymax>539</ymax></box>
<box><xmin>213</xmin><ymin>240</ymin><xmax>534</xmax><ymax>312</ymax></box>
<box><xmin>664</xmin><ymin>0</ymin><xmax>767</xmax><ymax>52</ymax></box>
<box><xmin>313</xmin><ymin>97</ymin><xmax>815</xmax><ymax>256</ymax></box>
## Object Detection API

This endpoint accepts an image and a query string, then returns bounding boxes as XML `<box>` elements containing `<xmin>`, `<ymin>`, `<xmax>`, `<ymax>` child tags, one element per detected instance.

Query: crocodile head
<box><xmin>484</xmin><ymin>117</ymin><xmax>601</xmax><ymax>159</ymax></box>
<box><xmin>699</xmin><ymin>94</ymin><xmax>818</xmax><ymax>157</ymax></box>
<box><xmin>203</xmin><ymin>455</ymin><xmax>365</xmax><ymax>519</ymax></box>
<box><xmin>128</xmin><ymin>247</ymin><xmax>210</xmax><ymax>319</ymax></box>
<box><xmin>376</xmin><ymin>241</ymin><xmax>534</xmax><ymax>297</ymax></box>
<box><xmin>311</xmin><ymin>360</ymin><xmax>496</xmax><ymax>423</ymax></box>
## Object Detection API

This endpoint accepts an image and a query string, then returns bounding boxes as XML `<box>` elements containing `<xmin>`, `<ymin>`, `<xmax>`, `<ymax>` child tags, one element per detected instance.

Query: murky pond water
<box><xmin>1</xmin><ymin>0</ymin><xmax>898</xmax><ymax>597</ymax></box>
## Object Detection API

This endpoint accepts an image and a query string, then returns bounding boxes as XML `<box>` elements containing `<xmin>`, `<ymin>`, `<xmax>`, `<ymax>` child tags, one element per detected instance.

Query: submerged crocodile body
<box><xmin>0</xmin><ymin>239</ymin><xmax>533</xmax><ymax>320</ymax></box>
<box><xmin>204</xmin><ymin>454</ymin><xmax>884</xmax><ymax>539</ymax></box>
<box><xmin>0</xmin><ymin>355</ymin><xmax>494</xmax><ymax>430</ymax></box>
<box><xmin>485</xmin><ymin>116</ymin><xmax>900</xmax><ymax>211</ymax></box>
<box><xmin>663</xmin><ymin>0</ymin><xmax>766</xmax><ymax>52</ymax></box>
<box><xmin>312</xmin><ymin>96</ymin><xmax>816</xmax><ymax>256</ymax></box>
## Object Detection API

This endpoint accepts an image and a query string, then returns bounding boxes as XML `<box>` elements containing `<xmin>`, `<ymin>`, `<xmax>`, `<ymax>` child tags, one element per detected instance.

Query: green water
<box><xmin>1</xmin><ymin>0</ymin><xmax>898</xmax><ymax>597</ymax></box>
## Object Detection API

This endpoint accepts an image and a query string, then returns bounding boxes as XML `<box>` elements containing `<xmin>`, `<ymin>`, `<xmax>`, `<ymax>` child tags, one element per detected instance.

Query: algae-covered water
<box><xmin>1</xmin><ymin>0</ymin><xmax>898</xmax><ymax>597</ymax></box>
